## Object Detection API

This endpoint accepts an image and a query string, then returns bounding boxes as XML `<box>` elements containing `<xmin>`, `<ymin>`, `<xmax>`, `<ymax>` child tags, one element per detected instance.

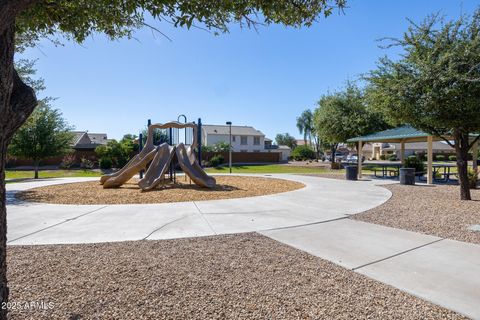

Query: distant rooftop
<box><xmin>202</xmin><ymin>125</ymin><xmax>264</xmax><ymax>136</ymax></box>
<box><xmin>71</xmin><ymin>131</ymin><xmax>109</xmax><ymax>149</ymax></box>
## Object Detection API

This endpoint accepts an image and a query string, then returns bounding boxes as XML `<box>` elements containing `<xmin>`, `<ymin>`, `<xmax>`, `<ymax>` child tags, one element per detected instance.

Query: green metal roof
<box><xmin>347</xmin><ymin>125</ymin><xmax>429</xmax><ymax>143</ymax></box>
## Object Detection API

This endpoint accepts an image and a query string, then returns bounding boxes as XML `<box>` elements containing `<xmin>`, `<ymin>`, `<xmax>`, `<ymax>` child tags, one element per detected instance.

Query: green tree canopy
<box><xmin>314</xmin><ymin>82</ymin><xmax>388</xmax><ymax>163</ymax></box>
<box><xmin>275</xmin><ymin>133</ymin><xmax>297</xmax><ymax>149</ymax></box>
<box><xmin>366</xmin><ymin>10</ymin><xmax>480</xmax><ymax>200</ymax></box>
<box><xmin>8</xmin><ymin>102</ymin><xmax>73</xmax><ymax>178</ymax></box>
<box><xmin>96</xmin><ymin>134</ymin><xmax>139</xmax><ymax>168</ymax></box>
<box><xmin>141</xmin><ymin>127</ymin><xmax>169</xmax><ymax>146</ymax></box>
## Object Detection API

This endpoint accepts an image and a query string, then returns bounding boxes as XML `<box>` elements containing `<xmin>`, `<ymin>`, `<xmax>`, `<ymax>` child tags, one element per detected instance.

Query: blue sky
<box><xmin>21</xmin><ymin>0</ymin><xmax>478</xmax><ymax>141</ymax></box>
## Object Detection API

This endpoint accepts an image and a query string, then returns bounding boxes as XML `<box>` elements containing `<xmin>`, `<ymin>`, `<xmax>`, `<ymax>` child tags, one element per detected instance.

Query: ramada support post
<box><xmin>427</xmin><ymin>135</ymin><xmax>433</xmax><ymax>185</ymax></box>
<box><xmin>357</xmin><ymin>140</ymin><xmax>363</xmax><ymax>179</ymax></box>
<box><xmin>472</xmin><ymin>140</ymin><xmax>478</xmax><ymax>177</ymax></box>
<box><xmin>400</xmin><ymin>140</ymin><xmax>405</xmax><ymax>165</ymax></box>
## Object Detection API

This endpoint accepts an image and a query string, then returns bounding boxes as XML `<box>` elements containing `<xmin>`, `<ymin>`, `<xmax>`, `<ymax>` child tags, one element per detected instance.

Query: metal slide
<box><xmin>176</xmin><ymin>143</ymin><xmax>216</xmax><ymax>188</ymax></box>
<box><xmin>138</xmin><ymin>143</ymin><xmax>175</xmax><ymax>191</ymax></box>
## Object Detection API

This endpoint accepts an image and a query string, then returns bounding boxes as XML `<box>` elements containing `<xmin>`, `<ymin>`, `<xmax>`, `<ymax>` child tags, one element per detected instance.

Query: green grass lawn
<box><xmin>6</xmin><ymin>169</ymin><xmax>101</xmax><ymax>181</ymax></box>
<box><xmin>205</xmin><ymin>164</ymin><xmax>344</xmax><ymax>174</ymax></box>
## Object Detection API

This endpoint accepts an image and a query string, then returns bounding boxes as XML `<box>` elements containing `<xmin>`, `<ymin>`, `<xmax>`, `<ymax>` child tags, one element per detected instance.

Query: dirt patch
<box><xmin>352</xmin><ymin>184</ymin><xmax>480</xmax><ymax>244</ymax></box>
<box><xmin>7</xmin><ymin>233</ymin><xmax>464</xmax><ymax>320</ymax></box>
<box><xmin>15</xmin><ymin>176</ymin><xmax>304</xmax><ymax>205</ymax></box>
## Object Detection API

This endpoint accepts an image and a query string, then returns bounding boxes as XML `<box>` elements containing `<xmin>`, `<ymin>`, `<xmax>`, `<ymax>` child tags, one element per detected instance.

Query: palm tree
<box><xmin>296</xmin><ymin>109</ymin><xmax>314</xmax><ymax>146</ymax></box>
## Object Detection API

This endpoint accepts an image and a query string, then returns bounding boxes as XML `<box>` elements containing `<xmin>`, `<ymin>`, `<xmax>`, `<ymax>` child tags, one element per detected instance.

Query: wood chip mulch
<box><xmin>352</xmin><ymin>184</ymin><xmax>480</xmax><ymax>245</ymax></box>
<box><xmin>7</xmin><ymin>233</ymin><xmax>464</xmax><ymax>319</ymax></box>
<box><xmin>15</xmin><ymin>176</ymin><xmax>304</xmax><ymax>205</ymax></box>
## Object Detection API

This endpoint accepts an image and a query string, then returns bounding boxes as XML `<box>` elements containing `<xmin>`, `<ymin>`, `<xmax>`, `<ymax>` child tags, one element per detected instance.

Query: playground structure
<box><xmin>100</xmin><ymin>120</ymin><xmax>216</xmax><ymax>190</ymax></box>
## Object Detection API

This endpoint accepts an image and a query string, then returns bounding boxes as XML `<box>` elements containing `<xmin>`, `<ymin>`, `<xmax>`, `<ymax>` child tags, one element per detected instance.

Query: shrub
<box><xmin>404</xmin><ymin>157</ymin><xmax>425</xmax><ymax>173</ymax></box>
<box><xmin>379</xmin><ymin>154</ymin><xmax>387</xmax><ymax>160</ymax></box>
<box><xmin>291</xmin><ymin>145</ymin><xmax>315</xmax><ymax>161</ymax></box>
<box><xmin>435</xmin><ymin>155</ymin><xmax>445</xmax><ymax>161</ymax></box>
<box><xmin>99</xmin><ymin>157</ymin><xmax>113</xmax><ymax>169</ymax></box>
<box><xmin>209</xmin><ymin>154</ymin><xmax>225</xmax><ymax>167</ymax></box>
<box><xmin>330</xmin><ymin>162</ymin><xmax>341</xmax><ymax>170</ymax></box>
<box><xmin>60</xmin><ymin>153</ymin><xmax>76</xmax><ymax>169</ymax></box>
<box><xmin>468</xmin><ymin>168</ymin><xmax>478</xmax><ymax>189</ymax></box>
<box><xmin>388</xmin><ymin>154</ymin><xmax>397</xmax><ymax>161</ymax></box>
<box><xmin>449</xmin><ymin>155</ymin><xmax>457</xmax><ymax>161</ymax></box>
<box><xmin>80</xmin><ymin>157</ymin><xmax>94</xmax><ymax>169</ymax></box>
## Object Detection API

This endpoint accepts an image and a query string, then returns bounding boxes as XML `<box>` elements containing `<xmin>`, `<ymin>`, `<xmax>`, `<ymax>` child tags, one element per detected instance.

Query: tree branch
<box><xmin>141</xmin><ymin>22</ymin><xmax>172</xmax><ymax>42</ymax></box>
<box><xmin>0</xmin><ymin>0</ymin><xmax>40</xmax><ymax>34</ymax></box>
<box><xmin>468</xmin><ymin>134</ymin><xmax>480</xmax><ymax>149</ymax></box>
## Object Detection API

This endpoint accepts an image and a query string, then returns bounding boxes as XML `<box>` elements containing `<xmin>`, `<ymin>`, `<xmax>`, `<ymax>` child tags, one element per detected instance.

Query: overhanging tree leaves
<box><xmin>0</xmin><ymin>0</ymin><xmax>347</xmax><ymax>316</ymax></box>
<box><xmin>366</xmin><ymin>10</ymin><xmax>480</xmax><ymax>200</ymax></box>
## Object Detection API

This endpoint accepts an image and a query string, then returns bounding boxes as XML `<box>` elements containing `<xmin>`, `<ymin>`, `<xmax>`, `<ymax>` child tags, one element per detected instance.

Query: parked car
<box><xmin>326</xmin><ymin>153</ymin><xmax>346</xmax><ymax>162</ymax></box>
<box><xmin>346</xmin><ymin>154</ymin><xmax>365</xmax><ymax>163</ymax></box>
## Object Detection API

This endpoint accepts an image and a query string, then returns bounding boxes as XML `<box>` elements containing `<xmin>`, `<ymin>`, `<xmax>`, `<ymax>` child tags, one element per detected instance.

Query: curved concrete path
<box><xmin>6</xmin><ymin>174</ymin><xmax>391</xmax><ymax>245</ymax></box>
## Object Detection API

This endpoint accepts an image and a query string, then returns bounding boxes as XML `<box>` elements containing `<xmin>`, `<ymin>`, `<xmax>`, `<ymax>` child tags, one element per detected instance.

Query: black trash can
<box><xmin>345</xmin><ymin>165</ymin><xmax>358</xmax><ymax>181</ymax></box>
<box><xmin>400</xmin><ymin>168</ymin><xmax>415</xmax><ymax>185</ymax></box>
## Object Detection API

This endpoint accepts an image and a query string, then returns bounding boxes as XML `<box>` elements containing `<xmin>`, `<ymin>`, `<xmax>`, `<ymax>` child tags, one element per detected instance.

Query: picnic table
<box><xmin>432</xmin><ymin>164</ymin><xmax>457</xmax><ymax>182</ymax></box>
<box><xmin>365</xmin><ymin>163</ymin><xmax>402</xmax><ymax>179</ymax></box>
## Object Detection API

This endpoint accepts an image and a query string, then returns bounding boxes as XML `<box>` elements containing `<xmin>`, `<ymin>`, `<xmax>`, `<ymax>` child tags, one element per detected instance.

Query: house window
<box><xmin>240</xmin><ymin>136</ymin><xmax>248</xmax><ymax>145</ymax></box>
<box><xmin>232</xmin><ymin>136</ymin><xmax>236</xmax><ymax>142</ymax></box>
<box><xmin>253</xmin><ymin>137</ymin><xmax>260</xmax><ymax>145</ymax></box>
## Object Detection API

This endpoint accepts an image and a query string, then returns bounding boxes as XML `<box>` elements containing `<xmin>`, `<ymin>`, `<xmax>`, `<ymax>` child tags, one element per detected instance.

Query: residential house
<box><xmin>201</xmin><ymin>124</ymin><xmax>291</xmax><ymax>162</ymax></box>
<box><xmin>69</xmin><ymin>131</ymin><xmax>110</xmax><ymax>164</ymax></box>
<box><xmin>295</xmin><ymin>139</ymin><xmax>307</xmax><ymax>146</ymax></box>
<box><xmin>71</xmin><ymin>131</ymin><xmax>109</xmax><ymax>151</ymax></box>
<box><xmin>369</xmin><ymin>141</ymin><xmax>454</xmax><ymax>160</ymax></box>
<box><xmin>201</xmin><ymin>125</ymin><xmax>266</xmax><ymax>153</ymax></box>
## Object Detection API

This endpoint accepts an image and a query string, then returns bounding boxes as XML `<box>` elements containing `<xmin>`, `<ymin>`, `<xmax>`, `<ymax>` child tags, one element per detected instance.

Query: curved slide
<box><xmin>176</xmin><ymin>143</ymin><xmax>216</xmax><ymax>188</ymax></box>
<box><xmin>101</xmin><ymin>145</ymin><xmax>158</xmax><ymax>188</ymax></box>
<box><xmin>138</xmin><ymin>143</ymin><xmax>175</xmax><ymax>191</ymax></box>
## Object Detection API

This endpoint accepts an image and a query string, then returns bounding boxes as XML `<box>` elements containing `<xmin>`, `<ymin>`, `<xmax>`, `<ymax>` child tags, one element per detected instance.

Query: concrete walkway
<box><xmin>6</xmin><ymin>175</ymin><xmax>480</xmax><ymax>319</ymax></box>
<box><xmin>6</xmin><ymin>175</ymin><xmax>390</xmax><ymax>244</ymax></box>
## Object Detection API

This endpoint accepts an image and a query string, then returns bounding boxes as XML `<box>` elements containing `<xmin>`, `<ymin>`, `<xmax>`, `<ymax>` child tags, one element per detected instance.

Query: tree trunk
<box><xmin>0</xmin><ymin>16</ymin><xmax>38</xmax><ymax>320</ymax></box>
<box><xmin>33</xmin><ymin>160</ymin><xmax>39</xmax><ymax>179</ymax></box>
<box><xmin>330</xmin><ymin>145</ymin><xmax>337</xmax><ymax>164</ymax></box>
<box><xmin>454</xmin><ymin>131</ymin><xmax>471</xmax><ymax>200</ymax></box>
<box><xmin>0</xmin><ymin>141</ymin><xmax>8</xmax><ymax>320</ymax></box>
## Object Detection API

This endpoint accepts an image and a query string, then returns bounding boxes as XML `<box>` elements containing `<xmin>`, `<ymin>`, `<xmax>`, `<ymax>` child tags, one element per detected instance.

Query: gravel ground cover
<box><xmin>7</xmin><ymin>233</ymin><xmax>464</xmax><ymax>319</ymax></box>
<box><xmin>352</xmin><ymin>184</ymin><xmax>480</xmax><ymax>244</ymax></box>
<box><xmin>15</xmin><ymin>176</ymin><xmax>304</xmax><ymax>205</ymax></box>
